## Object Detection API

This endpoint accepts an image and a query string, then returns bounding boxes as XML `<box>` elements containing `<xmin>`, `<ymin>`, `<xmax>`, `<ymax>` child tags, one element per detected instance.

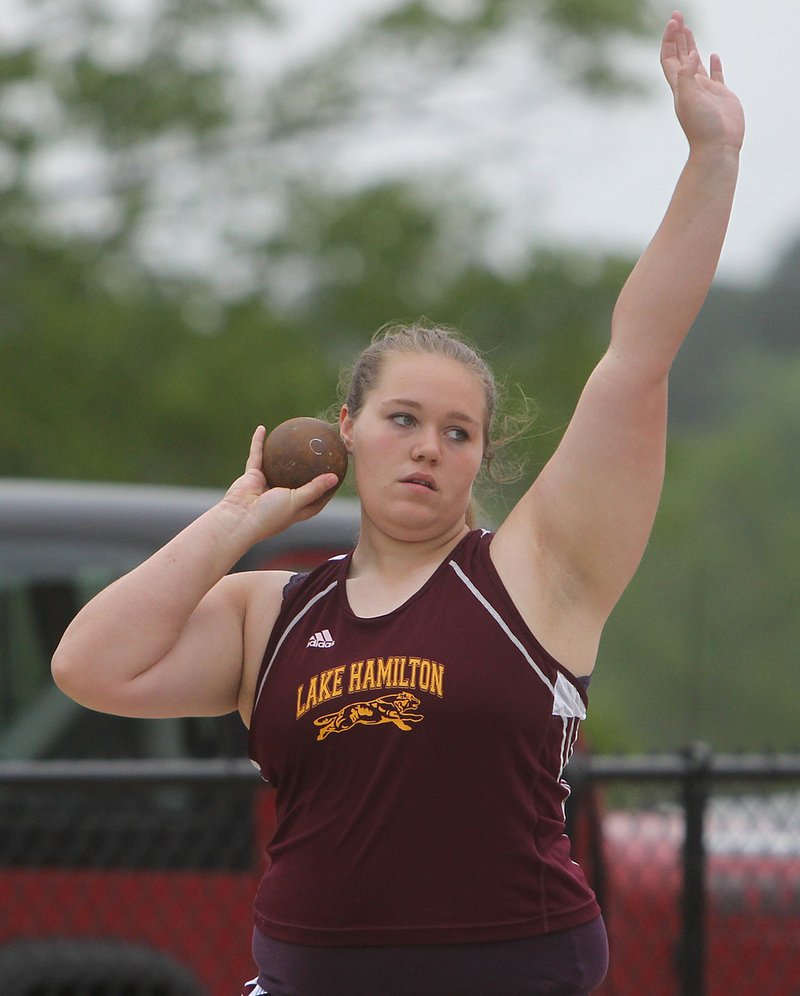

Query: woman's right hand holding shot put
<box><xmin>223</xmin><ymin>424</ymin><xmax>341</xmax><ymax>531</ymax></box>
<box><xmin>51</xmin><ymin>426</ymin><xmax>339</xmax><ymax>724</ymax></box>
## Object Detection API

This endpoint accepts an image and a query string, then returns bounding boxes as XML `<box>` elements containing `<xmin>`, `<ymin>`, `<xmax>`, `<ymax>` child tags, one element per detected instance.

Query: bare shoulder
<box><xmin>217</xmin><ymin>567</ymin><xmax>294</xmax><ymax>611</ymax></box>
<box><xmin>229</xmin><ymin>569</ymin><xmax>296</xmax><ymax>725</ymax></box>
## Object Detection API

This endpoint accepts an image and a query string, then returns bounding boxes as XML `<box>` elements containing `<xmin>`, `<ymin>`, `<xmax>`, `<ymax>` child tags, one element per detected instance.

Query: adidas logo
<box><xmin>307</xmin><ymin>629</ymin><xmax>335</xmax><ymax>649</ymax></box>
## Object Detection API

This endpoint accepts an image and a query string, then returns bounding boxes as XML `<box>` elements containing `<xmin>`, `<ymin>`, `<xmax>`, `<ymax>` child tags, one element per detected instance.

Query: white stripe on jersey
<box><xmin>558</xmin><ymin>715</ymin><xmax>580</xmax><ymax>780</ymax></box>
<box><xmin>448</xmin><ymin>559</ymin><xmax>555</xmax><ymax>694</ymax></box>
<box><xmin>242</xmin><ymin>980</ymin><xmax>269</xmax><ymax>996</ymax></box>
<box><xmin>557</xmin><ymin>716</ymin><xmax>582</xmax><ymax>820</ymax></box>
<box><xmin>448</xmin><ymin>559</ymin><xmax>588</xmax><ymax>724</ymax></box>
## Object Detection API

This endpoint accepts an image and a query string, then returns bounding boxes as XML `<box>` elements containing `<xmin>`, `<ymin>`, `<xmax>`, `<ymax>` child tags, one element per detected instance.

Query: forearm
<box><xmin>611</xmin><ymin>142</ymin><xmax>740</xmax><ymax>377</ymax></box>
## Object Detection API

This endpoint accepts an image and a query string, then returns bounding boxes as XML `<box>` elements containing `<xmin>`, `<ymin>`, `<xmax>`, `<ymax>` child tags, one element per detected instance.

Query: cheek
<box><xmin>351</xmin><ymin>432</ymin><xmax>395</xmax><ymax>483</ymax></box>
<box><xmin>353</xmin><ymin>429</ymin><xmax>393</xmax><ymax>461</ymax></box>
<box><xmin>463</xmin><ymin>438</ymin><xmax>485</xmax><ymax>470</ymax></box>
<box><xmin>452</xmin><ymin>449</ymin><xmax>483</xmax><ymax>490</ymax></box>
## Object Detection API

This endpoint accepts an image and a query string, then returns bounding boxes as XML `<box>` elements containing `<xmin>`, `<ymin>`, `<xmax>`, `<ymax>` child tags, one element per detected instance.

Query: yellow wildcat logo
<box><xmin>314</xmin><ymin>692</ymin><xmax>424</xmax><ymax>741</ymax></box>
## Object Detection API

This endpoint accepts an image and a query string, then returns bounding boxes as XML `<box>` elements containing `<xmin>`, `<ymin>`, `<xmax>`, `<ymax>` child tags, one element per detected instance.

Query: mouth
<box><xmin>401</xmin><ymin>475</ymin><xmax>437</xmax><ymax>491</ymax></box>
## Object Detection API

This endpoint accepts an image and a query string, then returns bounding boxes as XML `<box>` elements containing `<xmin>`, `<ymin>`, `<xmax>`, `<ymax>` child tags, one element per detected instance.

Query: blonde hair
<box><xmin>340</xmin><ymin>320</ymin><xmax>531</xmax><ymax>527</ymax></box>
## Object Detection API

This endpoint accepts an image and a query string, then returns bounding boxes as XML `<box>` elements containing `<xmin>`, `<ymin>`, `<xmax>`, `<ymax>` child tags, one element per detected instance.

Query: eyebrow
<box><xmin>380</xmin><ymin>398</ymin><xmax>481</xmax><ymax>426</ymax></box>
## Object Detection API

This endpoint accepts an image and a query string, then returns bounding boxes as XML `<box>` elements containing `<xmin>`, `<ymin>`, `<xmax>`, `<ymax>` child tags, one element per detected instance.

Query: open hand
<box><xmin>661</xmin><ymin>10</ymin><xmax>745</xmax><ymax>152</ymax></box>
<box><xmin>222</xmin><ymin>426</ymin><xmax>339</xmax><ymax>536</ymax></box>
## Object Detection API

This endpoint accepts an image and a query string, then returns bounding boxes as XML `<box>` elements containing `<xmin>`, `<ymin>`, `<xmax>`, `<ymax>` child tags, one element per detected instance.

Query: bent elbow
<box><xmin>51</xmin><ymin>641</ymin><xmax>104</xmax><ymax>709</ymax></box>
<box><xmin>51</xmin><ymin>645</ymin><xmax>83</xmax><ymax>703</ymax></box>
<box><xmin>51</xmin><ymin>643</ymin><xmax>163</xmax><ymax>716</ymax></box>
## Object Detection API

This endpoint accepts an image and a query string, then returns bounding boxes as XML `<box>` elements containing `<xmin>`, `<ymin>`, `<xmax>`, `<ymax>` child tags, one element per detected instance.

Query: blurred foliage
<box><xmin>2</xmin><ymin>0</ymin><xmax>654</xmax><ymax>485</ymax></box>
<box><xmin>0</xmin><ymin>0</ymin><xmax>661</xmax><ymax>291</ymax></box>
<box><xmin>1</xmin><ymin>0</ymin><xmax>798</xmax><ymax>753</ymax></box>
<box><xmin>0</xmin><ymin>237</ymin><xmax>333</xmax><ymax>486</ymax></box>
<box><xmin>374</xmin><ymin>0</ymin><xmax>657</xmax><ymax>90</ymax></box>
<box><xmin>0</xmin><ymin>179</ymin><xmax>617</xmax><ymax>491</ymax></box>
<box><xmin>595</xmin><ymin>350</ymin><xmax>800</xmax><ymax>751</ymax></box>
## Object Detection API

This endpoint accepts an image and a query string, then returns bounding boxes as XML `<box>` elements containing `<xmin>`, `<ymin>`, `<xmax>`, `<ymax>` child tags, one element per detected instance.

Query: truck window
<box><xmin>0</xmin><ymin>538</ymin><xmax>246</xmax><ymax>762</ymax></box>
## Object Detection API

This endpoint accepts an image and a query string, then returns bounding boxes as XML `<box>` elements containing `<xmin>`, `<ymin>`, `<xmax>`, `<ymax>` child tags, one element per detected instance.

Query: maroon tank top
<box><xmin>247</xmin><ymin>529</ymin><xmax>599</xmax><ymax>946</ymax></box>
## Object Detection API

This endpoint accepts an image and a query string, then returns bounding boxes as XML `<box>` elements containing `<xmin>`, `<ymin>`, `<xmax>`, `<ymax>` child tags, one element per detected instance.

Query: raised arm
<box><xmin>51</xmin><ymin>427</ymin><xmax>339</xmax><ymax>721</ymax></box>
<box><xmin>492</xmin><ymin>12</ymin><xmax>744</xmax><ymax>673</ymax></box>
<box><xmin>612</xmin><ymin>11</ymin><xmax>745</xmax><ymax>374</ymax></box>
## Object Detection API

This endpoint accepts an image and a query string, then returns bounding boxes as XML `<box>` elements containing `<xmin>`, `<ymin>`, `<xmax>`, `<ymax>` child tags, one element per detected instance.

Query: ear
<box><xmin>339</xmin><ymin>405</ymin><xmax>354</xmax><ymax>453</ymax></box>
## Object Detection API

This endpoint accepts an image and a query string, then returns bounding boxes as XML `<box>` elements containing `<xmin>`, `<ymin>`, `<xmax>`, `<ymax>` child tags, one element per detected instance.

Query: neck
<box><xmin>350</xmin><ymin>517</ymin><xmax>470</xmax><ymax>579</ymax></box>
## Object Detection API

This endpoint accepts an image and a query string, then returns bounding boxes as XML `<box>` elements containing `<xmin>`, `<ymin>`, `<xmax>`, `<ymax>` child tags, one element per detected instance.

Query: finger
<box><xmin>672</xmin><ymin>10</ymin><xmax>708</xmax><ymax>76</ymax></box>
<box><xmin>684</xmin><ymin>49</ymin><xmax>701</xmax><ymax>76</ymax></box>
<box><xmin>245</xmin><ymin>425</ymin><xmax>267</xmax><ymax>473</ymax></box>
<box><xmin>709</xmin><ymin>53</ymin><xmax>725</xmax><ymax>84</ymax></box>
<box><xmin>675</xmin><ymin>21</ymin><xmax>689</xmax><ymax>61</ymax></box>
<box><xmin>292</xmin><ymin>473</ymin><xmax>341</xmax><ymax>517</ymax></box>
<box><xmin>684</xmin><ymin>28</ymin><xmax>709</xmax><ymax>78</ymax></box>
<box><xmin>299</xmin><ymin>473</ymin><xmax>340</xmax><ymax>502</ymax></box>
<box><xmin>660</xmin><ymin>16</ymin><xmax>681</xmax><ymax>82</ymax></box>
<box><xmin>675</xmin><ymin>47</ymin><xmax>701</xmax><ymax>89</ymax></box>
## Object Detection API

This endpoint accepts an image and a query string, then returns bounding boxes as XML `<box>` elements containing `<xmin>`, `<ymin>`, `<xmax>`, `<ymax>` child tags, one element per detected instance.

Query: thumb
<box><xmin>291</xmin><ymin>473</ymin><xmax>342</xmax><ymax>518</ymax></box>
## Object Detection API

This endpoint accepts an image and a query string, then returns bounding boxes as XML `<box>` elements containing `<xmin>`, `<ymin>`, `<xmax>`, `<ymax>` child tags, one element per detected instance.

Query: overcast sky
<box><xmin>4</xmin><ymin>0</ymin><xmax>792</xmax><ymax>287</ymax></box>
<box><xmin>529</xmin><ymin>0</ymin><xmax>795</xmax><ymax>286</ymax></box>
<box><xmin>292</xmin><ymin>0</ymin><xmax>794</xmax><ymax>287</ymax></box>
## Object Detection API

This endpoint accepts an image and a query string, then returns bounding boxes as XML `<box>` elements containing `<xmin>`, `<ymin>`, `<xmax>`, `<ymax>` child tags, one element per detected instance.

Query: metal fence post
<box><xmin>680</xmin><ymin>741</ymin><xmax>711</xmax><ymax>996</ymax></box>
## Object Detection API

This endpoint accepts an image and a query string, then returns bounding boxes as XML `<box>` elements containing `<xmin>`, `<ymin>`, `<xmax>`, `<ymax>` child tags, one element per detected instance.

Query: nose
<box><xmin>411</xmin><ymin>428</ymin><xmax>441</xmax><ymax>463</ymax></box>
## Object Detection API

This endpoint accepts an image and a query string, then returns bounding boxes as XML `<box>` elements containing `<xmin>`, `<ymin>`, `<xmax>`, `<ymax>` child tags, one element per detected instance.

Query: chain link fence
<box><xmin>1</xmin><ymin>751</ymin><xmax>799</xmax><ymax>995</ymax></box>
<box><xmin>585</xmin><ymin>748</ymin><xmax>800</xmax><ymax>996</ymax></box>
<box><xmin>0</xmin><ymin>760</ymin><xmax>267</xmax><ymax>996</ymax></box>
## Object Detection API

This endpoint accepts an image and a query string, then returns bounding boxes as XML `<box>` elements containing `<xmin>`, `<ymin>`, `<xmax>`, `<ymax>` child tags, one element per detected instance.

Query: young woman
<box><xmin>52</xmin><ymin>12</ymin><xmax>744</xmax><ymax>995</ymax></box>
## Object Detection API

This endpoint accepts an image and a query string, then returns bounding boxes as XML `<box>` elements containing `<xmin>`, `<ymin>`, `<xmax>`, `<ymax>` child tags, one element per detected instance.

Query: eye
<box><xmin>391</xmin><ymin>413</ymin><xmax>416</xmax><ymax>428</ymax></box>
<box><xmin>446</xmin><ymin>427</ymin><xmax>470</xmax><ymax>442</ymax></box>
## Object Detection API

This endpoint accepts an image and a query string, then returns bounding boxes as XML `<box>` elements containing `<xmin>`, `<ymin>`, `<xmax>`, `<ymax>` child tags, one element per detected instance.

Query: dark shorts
<box><xmin>241</xmin><ymin>916</ymin><xmax>608</xmax><ymax>996</ymax></box>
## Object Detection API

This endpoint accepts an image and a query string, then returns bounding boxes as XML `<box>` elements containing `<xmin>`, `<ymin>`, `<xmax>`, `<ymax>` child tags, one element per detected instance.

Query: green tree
<box><xmin>0</xmin><ymin>175</ymin><xmax>632</xmax><ymax>490</ymax></box>
<box><xmin>591</xmin><ymin>351</ymin><xmax>800</xmax><ymax>752</ymax></box>
<box><xmin>1</xmin><ymin>0</ymin><xmax>662</xmax><ymax>485</ymax></box>
<box><xmin>0</xmin><ymin>236</ymin><xmax>337</xmax><ymax>485</ymax></box>
<box><xmin>0</xmin><ymin>0</ymin><xmax>660</xmax><ymax>292</ymax></box>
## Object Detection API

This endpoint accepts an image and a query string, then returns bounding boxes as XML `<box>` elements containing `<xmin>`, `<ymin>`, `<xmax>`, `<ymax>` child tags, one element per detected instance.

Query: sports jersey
<box><xmin>247</xmin><ymin>529</ymin><xmax>600</xmax><ymax>947</ymax></box>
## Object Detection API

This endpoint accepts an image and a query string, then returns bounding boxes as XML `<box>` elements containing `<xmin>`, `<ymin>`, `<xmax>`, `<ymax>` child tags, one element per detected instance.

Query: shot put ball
<box><xmin>262</xmin><ymin>417</ymin><xmax>348</xmax><ymax>497</ymax></box>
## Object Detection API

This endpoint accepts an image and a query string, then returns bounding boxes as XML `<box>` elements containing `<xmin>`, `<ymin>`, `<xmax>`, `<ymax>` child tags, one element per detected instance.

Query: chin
<box><xmin>372</xmin><ymin>506</ymin><xmax>467</xmax><ymax>544</ymax></box>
